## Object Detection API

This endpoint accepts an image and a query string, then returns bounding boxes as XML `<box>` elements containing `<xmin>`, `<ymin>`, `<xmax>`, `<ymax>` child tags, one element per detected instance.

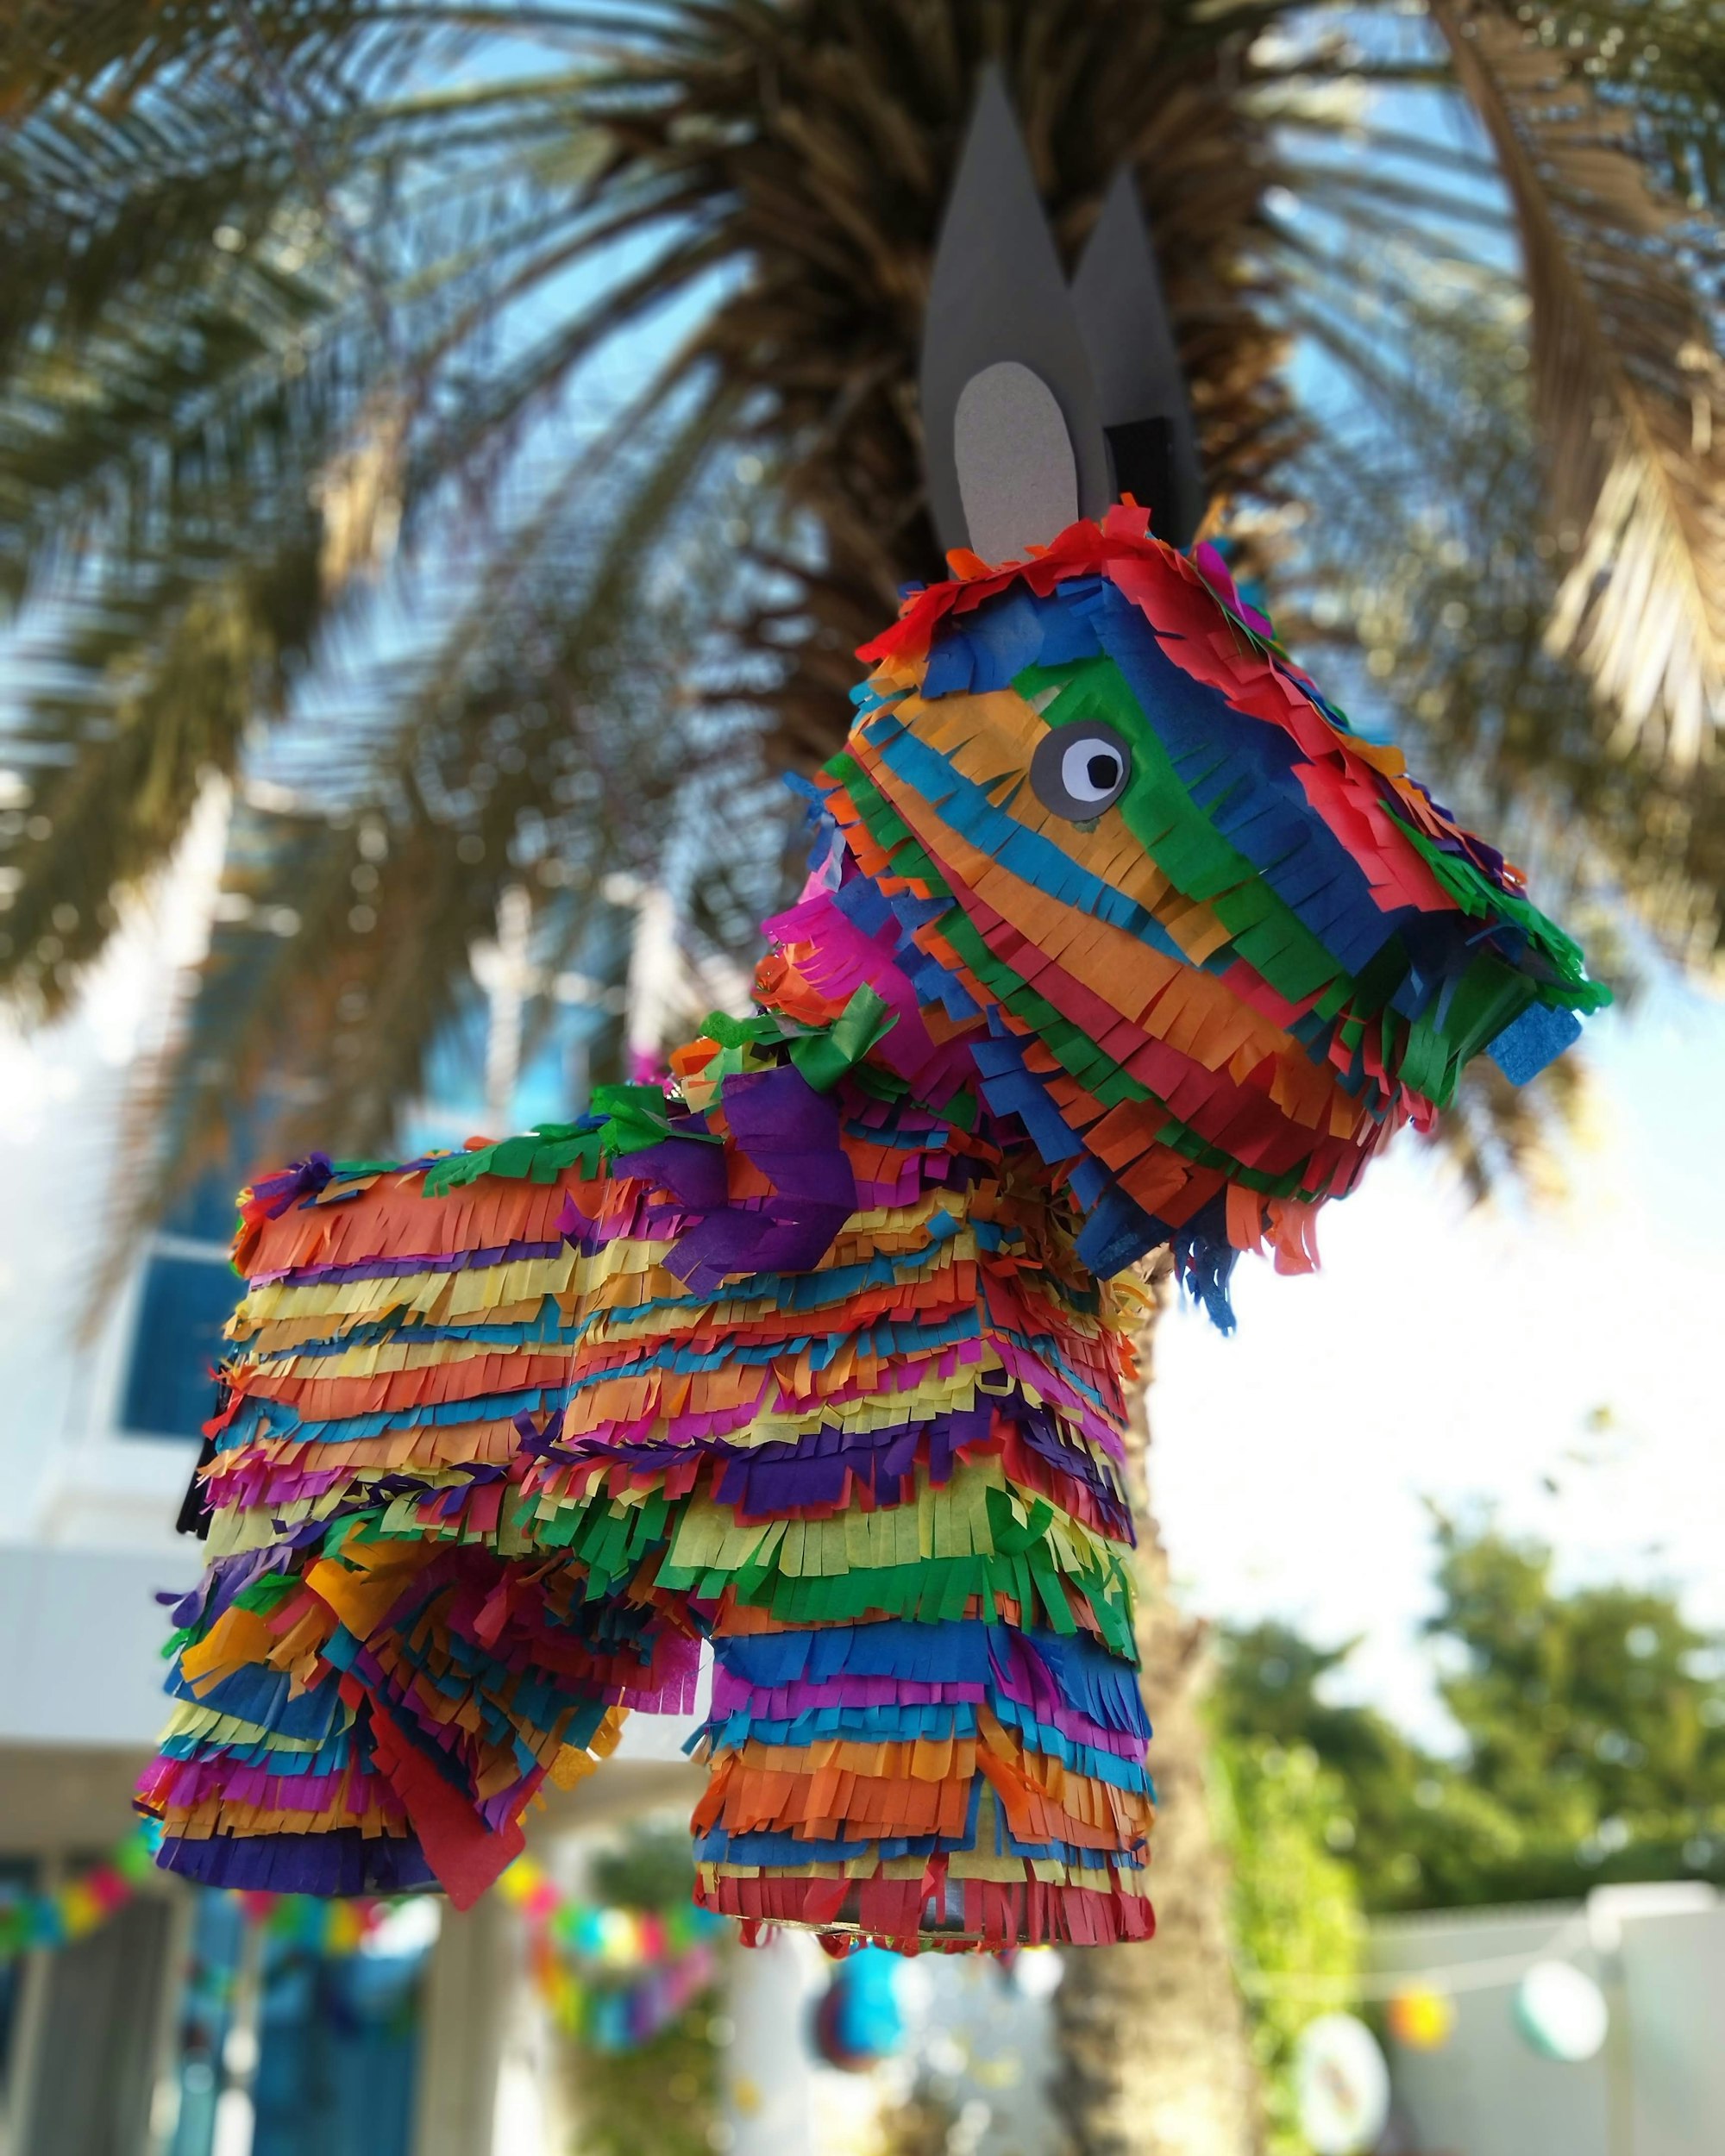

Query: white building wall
<box><xmin>1371</xmin><ymin>1886</ymin><xmax>1724</xmax><ymax>2154</ymax></box>
<box><xmin>0</xmin><ymin>784</ymin><xmax>231</xmax><ymax>1563</ymax></box>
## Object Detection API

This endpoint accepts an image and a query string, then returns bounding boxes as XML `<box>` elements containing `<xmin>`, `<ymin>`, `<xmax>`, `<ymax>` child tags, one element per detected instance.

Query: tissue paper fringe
<box><xmin>137</xmin><ymin>508</ymin><xmax>1602</xmax><ymax>1949</ymax></box>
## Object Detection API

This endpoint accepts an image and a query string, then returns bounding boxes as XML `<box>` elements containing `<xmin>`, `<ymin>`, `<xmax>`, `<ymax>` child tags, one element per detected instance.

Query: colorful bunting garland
<box><xmin>0</xmin><ymin>1827</ymin><xmax>158</xmax><ymax>1961</ymax></box>
<box><xmin>136</xmin><ymin>508</ymin><xmax>1602</xmax><ymax>1954</ymax></box>
<box><xmin>1</xmin><ymin>1831</ymin><xmax>709</xmax><ymax>2061</ymax></box>
<box><xmin>238</xmin><ymin>1887</ymin><xmax>393</xmax><ymax>1954</ymax></box>
<box><xmin>0</xmin><ymin>1825</ymin><xmax>398</xmax><ymax>1964</ymax></box>
<box><xmin>501</xmin><ymin>1856</ymin><xmax>726</xmax><ymax>2050</ymax></box>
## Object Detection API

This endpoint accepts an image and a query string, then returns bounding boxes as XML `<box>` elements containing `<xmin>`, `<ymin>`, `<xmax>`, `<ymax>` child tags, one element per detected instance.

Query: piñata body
<box><xmin>139</xmin><ymin>509</ymin><xmax>1605</xmax><ymax>1949</ymax></box>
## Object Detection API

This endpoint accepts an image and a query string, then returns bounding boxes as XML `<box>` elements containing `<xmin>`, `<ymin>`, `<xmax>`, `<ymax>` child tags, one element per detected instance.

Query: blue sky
<box><xmin>1152</xmin><ymin>974</ymin><xmax>1725</xmax><ymax>1745</ymax></box>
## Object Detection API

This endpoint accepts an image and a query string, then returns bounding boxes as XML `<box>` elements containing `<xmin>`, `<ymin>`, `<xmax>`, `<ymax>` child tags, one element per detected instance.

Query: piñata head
<box><xmin>810</xmin><ymin>508</ymin><xmax>1603</xmax><ymax>1327</ymax></box>
<box><xmin>793</xmin><ymin>71</ymin><xmax>1605</xmax><ymax>1325</ymax></box>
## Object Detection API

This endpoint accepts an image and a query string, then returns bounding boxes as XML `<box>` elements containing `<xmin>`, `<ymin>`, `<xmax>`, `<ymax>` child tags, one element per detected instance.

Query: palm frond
<box><xmin>110</xmin><ymin>382</ymin><xmax>753</xmax><ymax>1255</ymax></box>
<box><xmin>0</xmin><ymin>3</ymin><xmax>372</xmax><ymax>117</ymax></box>
<box><xmin>1431</xmin><ymin>1055</ymin><xmax>1591</xmax><ymax>1212</ymax></box>
<box><xmin>5</xmin><ymin>0</ymin><xmax>1725</xmax><ymax>1225</ymax></box>
<box><xmin>0</xmin><ymin>535</ymin><xmax>323</xmax><ymax>1011</ymax></box>
<box><xmin>1432</xmin><ymin>0</ymin><xmax>1725</xmax><ymax>769</ymax></box>
<box><xmin>1529</xmin><ymin>3</ymin><xmax>1725</xmax><ymax>215</ymax></box>
<box><xmin>0</xmin><ymin>0</ymin><xmax>1295</xmax><ymax>1008</ymax></box>
<box><xmin>1274</xmin><ymin>222</ymin><xmax>1723</xmax><ymax>978</ymax></box>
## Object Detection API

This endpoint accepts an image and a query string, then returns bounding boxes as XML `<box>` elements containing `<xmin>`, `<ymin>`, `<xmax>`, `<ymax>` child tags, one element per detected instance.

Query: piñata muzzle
<box><xmin>136</xmin><ymin>507</ymin><xmax>1604</xmax><ymax>1950</ymax></box>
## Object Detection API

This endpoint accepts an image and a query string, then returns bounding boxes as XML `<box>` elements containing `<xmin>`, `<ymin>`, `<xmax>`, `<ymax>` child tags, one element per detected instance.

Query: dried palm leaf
<box><xmin>1433</xmin><ymin>0</ymin><xmax>1725</xmax><ymax>768</ymax></box>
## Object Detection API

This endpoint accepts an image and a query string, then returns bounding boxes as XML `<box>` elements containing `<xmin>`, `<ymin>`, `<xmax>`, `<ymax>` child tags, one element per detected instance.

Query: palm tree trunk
<box><xmin>1051</xmin><ymin>1301</ymin><xmax>1261</xmax><ymax>2156</ymax></box>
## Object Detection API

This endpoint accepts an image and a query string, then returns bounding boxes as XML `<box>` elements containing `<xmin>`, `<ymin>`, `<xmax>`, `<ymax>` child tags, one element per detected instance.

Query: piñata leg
<box><xmin>136</xmin><ymin>1156</ymin><xmax>704</xmax><ymax>1903</ymax></box>
<box><xmin>681</xmin><ymin>1417</ymin><xmax>1157</xmax><ymax>1952</ymax></box>
<box><xmin>142</xmin><ymin>1525</ymin><xmax>700</xmax><ymax>1902</ymax></box>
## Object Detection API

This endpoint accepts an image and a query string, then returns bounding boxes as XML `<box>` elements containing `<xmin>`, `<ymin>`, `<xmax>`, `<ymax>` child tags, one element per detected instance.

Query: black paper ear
<box><xmin>1071</xmin><ymin>167</ymin><xmax>1206</xmax><ymax>550</ymax></box>
<box><xmin>920</xmin><ymin>66</ymin><xmax>1111</xmax><ymax>561</ymax></box>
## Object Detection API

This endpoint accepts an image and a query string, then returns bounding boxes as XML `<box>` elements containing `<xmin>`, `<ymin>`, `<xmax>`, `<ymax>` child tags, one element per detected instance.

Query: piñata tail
<box><xmin>137</xmin><ymin>506</ymin><xmax>1606</xmax><ymax>1949</ymax></box>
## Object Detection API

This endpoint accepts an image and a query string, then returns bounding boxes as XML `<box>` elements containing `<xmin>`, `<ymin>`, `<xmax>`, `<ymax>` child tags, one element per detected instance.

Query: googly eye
<box><xmin>1028</xmin><ymin>720</ymin><xmax>1133</xmax><ymax>820</ymax></box>
<box><xmin>1064</xmin><ymin>739</ymin><xmax>1125</xmax><ymax>802</ymax></box>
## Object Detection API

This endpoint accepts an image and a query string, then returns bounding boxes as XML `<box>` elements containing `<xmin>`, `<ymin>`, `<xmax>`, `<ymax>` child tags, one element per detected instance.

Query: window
<box><xmin>0</xmin><ymin>1856</ymin><xmax>36</xmax><ymax>2109</ymax></box>
<box><xmin>118</xmin><ymin>1170</ymin><xmax>241</xmax><ymax>1444</ymax></box>
<box><xmin>16</xmin><ymin>1893</ymin><xmax>175</xmax><ymax>2155</ymax></box>
<box><xmin>116</xmin><ymin>882</ymin><xmax>640</xmax><ymax>1441</ymax></box>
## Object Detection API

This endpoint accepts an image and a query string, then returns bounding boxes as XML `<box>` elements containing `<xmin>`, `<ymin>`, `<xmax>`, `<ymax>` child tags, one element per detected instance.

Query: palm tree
<box><xmin>3</xmin><ymin>5</ymin><xmax>1723</xmax><ymax>2149</ymax></box>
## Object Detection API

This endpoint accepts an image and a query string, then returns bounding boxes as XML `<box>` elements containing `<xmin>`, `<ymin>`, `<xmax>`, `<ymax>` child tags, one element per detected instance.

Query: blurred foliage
<box><xmin>561</xmin><ymin>1819</ymin><xmax>724</xmax><ymax>2156</ymax></box>
<box><xmin>1524</xmin><ymin>1</ymin><xmax>1725</xmax><ymax>212</ymax></box>
<box><xmin>566</xmin><ymin>2009</ymin><xmax>723</xmax><ymax>2156</ymax></box>
<box><xmin>1211</xmin><ymin>1738</ymin><xmax>1365</xmax><ymax>2156</ymax></box>
<box><xmin>1278</xmin><ymin>219</ymin><xmax>1714</xmax><ymax>987</ymax></box>
<box><xmin>875</xmin><ymin>2087</ymin><xmax>963</xmax><ymax>2156</ymax></box>
<box><xmin>1214</xmin><ymin>1510</ymin><xmax>1725</xmax><ymax>1915</ymax></box>
<box><xmin>586</xmin><ymin>1819</ymin><xmax>705</xmax><ymax>1915</ymax></box>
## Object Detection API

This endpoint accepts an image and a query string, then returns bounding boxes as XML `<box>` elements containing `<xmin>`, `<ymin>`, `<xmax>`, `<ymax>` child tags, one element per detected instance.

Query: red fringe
<box><xmin>694</xmin><ymin>1865</ymin><xmax>1154</xmax><ymax>1954</ymax></box>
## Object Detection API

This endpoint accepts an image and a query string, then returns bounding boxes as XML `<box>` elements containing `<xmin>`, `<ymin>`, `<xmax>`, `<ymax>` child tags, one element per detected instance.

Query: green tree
<box><xmin>1214</xmin><ymin>1514</ymin><xmax>1725</xmax><ymax>1915</ymax></box>
<box><xmin>1215</xmin><ymin>1620</ymin><xmax>1434</xmax><ymax>1913</ymax></box>
<box><xmin>1211</xmin><ymin>1735</ymin><xmax>1365</xmax><ymax>2156</ymax></box>
<box><xmin>1425</xmin><ymin>1508</ymin><xmax>1725</xmax><ymax>1898</ymax></box>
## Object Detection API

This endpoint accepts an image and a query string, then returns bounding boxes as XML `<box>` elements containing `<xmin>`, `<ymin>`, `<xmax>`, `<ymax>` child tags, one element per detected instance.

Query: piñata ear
<box><xmin>1070</xmin><ymin>167</ymin><xmax>1207</xmax><ymax>550</ymax></box>
<box><xmin>920</xmin><ymin>66</ymin><xmax>1111</xmax><ymax>563</ymax></box>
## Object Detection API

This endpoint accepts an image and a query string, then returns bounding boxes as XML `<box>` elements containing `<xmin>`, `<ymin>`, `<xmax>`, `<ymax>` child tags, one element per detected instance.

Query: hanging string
<box><xmin>1239</xmin><ymin>1911</ymin><xmax>1594</xmax><ymax>2001</ymax></box>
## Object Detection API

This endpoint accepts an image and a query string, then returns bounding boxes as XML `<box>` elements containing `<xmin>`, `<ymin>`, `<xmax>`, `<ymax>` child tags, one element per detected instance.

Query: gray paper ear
<box><xmin>953</xmin><ymin>362</ymin><xmax>1079</xmax><ymax>564</ymax></box>
<box><xmin>920</xmin><ymin>66</ymin><xmax>1110</xmax><ymax>561</ymax></box>
<box><xmin>1071</xmin><ymin>167</ymin><xmax>1206</xmax><ymax>550</ymax></box>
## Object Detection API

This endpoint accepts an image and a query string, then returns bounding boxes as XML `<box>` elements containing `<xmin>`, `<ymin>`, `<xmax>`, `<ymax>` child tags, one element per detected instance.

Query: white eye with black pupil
<box><xmin>1069</xmin><ymin>744</ymin><xmax>1122</xmax><ymax>799</ymax></box>
<box><xmin>1029</xmin><ymin>720</ymin><xmax>1132</xmax><ymax>820</ymax></box>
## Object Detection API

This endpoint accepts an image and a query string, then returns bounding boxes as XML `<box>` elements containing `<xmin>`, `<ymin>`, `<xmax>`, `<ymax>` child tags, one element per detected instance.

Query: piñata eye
<box><xmin>1030</xmin><ymin>720</ymin><xmax>1132</xmax><ymax>819</ymax></box>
